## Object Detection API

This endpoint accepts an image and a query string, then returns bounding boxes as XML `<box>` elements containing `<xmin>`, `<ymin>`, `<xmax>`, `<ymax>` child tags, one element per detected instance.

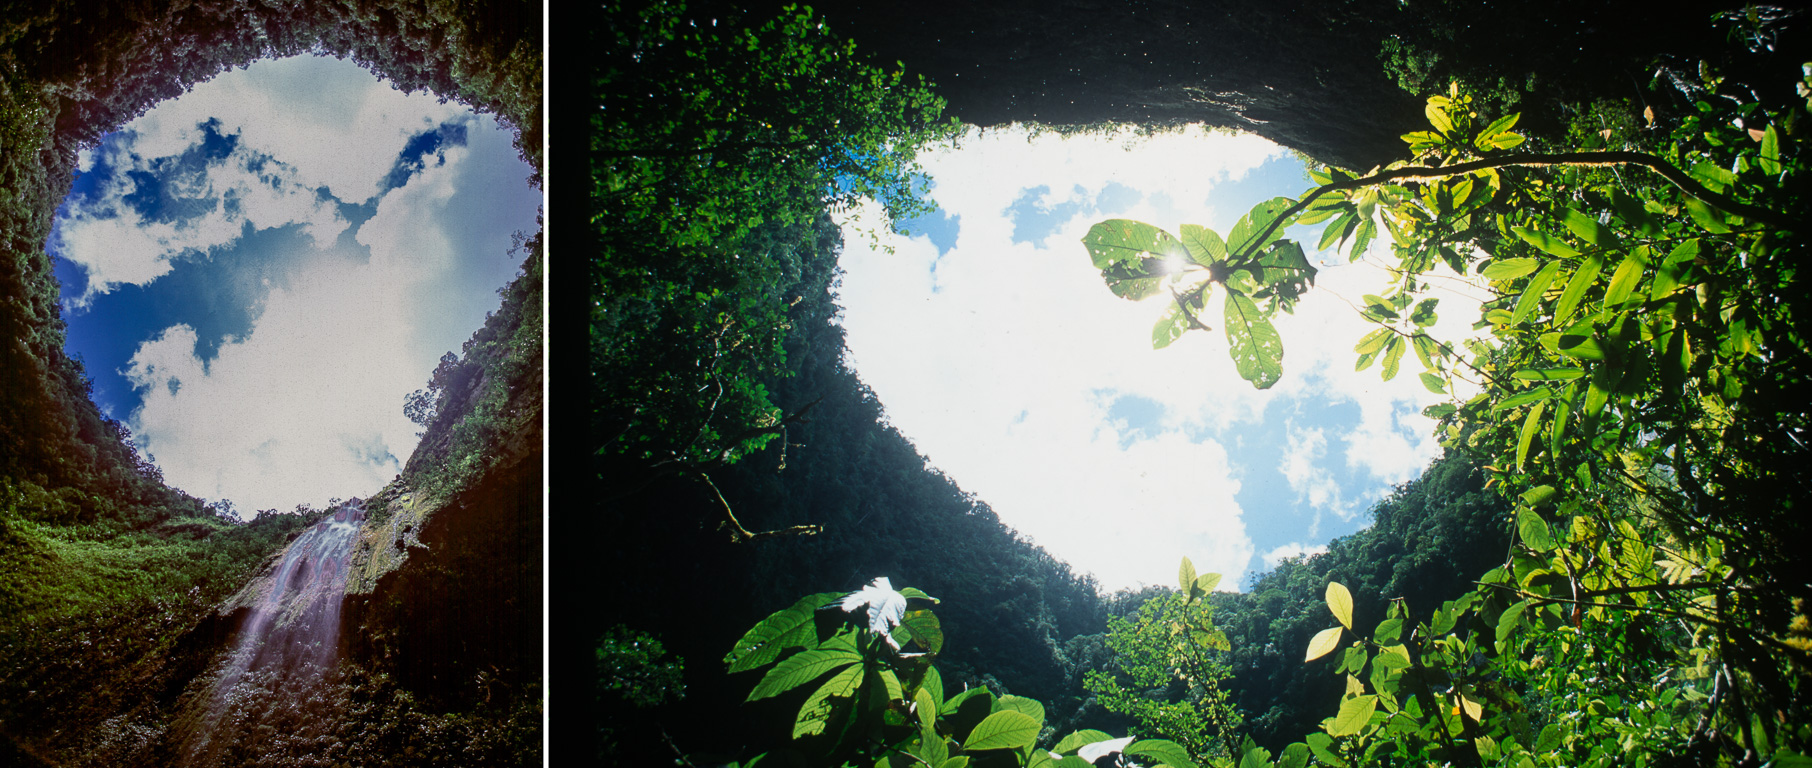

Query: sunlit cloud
<box><xmin>51</xmin><ymin>55</ymin><xmax>539</xmax><ymax>516</ymax></box>
<box><xmin>837</xmin><ymin>124</ymin><xmax>1491</xmax><ymax>591</ymax></box>
<box><xmin>1261</xmin><ymin>542</ymin><xmax>1330</xmax><ymax>570</ymax></box>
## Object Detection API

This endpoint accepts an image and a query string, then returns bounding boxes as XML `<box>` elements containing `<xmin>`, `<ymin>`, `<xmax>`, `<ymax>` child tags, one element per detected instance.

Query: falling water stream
<box><xmin>184</xmin><ymin>499</ymin><xmax>367</xmax><ymax>766</ymax></box>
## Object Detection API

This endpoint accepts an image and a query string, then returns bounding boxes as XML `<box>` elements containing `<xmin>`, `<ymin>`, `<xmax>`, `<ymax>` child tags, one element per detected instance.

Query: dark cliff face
<box><xmin>708</xmin><ymin>0</ymin><xmax>1789</xmax><ymax>171</ymax></box>
<box><xmin>716</xmin><ymin>0</ymin><xmax>1421</xmax><ymax>170</ymax></box>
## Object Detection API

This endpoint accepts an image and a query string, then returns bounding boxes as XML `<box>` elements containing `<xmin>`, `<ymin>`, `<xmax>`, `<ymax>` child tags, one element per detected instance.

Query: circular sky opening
<box><xmin>48</xmin><ymin>54</ymin><xmax>541</xmax><ymax>519</ymax></box>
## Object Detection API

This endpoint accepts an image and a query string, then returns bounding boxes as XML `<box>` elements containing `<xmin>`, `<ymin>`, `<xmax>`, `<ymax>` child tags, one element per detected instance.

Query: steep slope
<box><xmin>584</xmin><ymin>214</ymin><xmax>1110</xmax><ymax>764</ymax></box>
<box><xmin>0</xmin><ymin>3</ymin><xmax>541</xmax><ymax>765</ymax></box>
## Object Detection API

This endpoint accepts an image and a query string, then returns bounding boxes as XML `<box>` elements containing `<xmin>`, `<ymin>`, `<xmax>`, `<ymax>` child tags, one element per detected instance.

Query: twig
<box><xmin>699</xmin><ymin>473</ymin><xmax>823</xmax><ymax>544</ymax></box>
<box><xmin>1238</xmin><ymin>150</ymin><xmax>1796</xmax><ymax>263</ymax></box>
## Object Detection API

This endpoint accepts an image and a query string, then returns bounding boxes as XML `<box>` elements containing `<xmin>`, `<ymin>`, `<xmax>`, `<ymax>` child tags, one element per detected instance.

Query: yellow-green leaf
<box><xmin>1759</xmin><ymin>124</ymin><xmax>1782</xmax><ymax>175</ymax></box>
<box><xmin>1603</xmin><ymin>254</ymin><xmax>1646</xmax><ymax>308</ymax></box>
<box><xmin>1374</xmin><ymin>644</ymin><xmax>1411</xmax><ymax>670</ymax></box>
<box><xmin>1178</xmin><ymin>557</ymin><xmax>1197</xmax><ymax>593</ymax></box>
<box><xmin>1512</xmin><ymin>226</ymin><xmax>1581</xmax><ymax>258</ymax></box>
<box><xmin>964</xmin><ymin>711</ymin><xmax>1041</xmax><ymax>750</ymax></box>
<box><xmin>1562</xmin><ymin>208</ymin><xmax>1619</xmax><ymax>249</ymax></box>
<box><xmin>1179</xmin><ymin>224</ymin><xmax>1227</xmax><ymax>267</ymax></box>
<box><xmin>1482</xmin><ymin>257</ymin><xmax>1540</xmax><ymax>281</ymax></box>
<box><xmin>1326</xmin><ymin>582</ymin><xmax>1354</xmax><ymax>630</ymax></box>
<box><xmin>1329</xmin><ymin>695</ymin><xmax>1379</xmax><ymax>737</ymax></box>
<box><xmin>1554</xmin><ymin>254</ymin><xmax>1602</xmax><ymax>323</ymax></box>
<box><xmin>1511</xmin><ymin>261</ymin><xmax>1561</xmax><ymax>326</ymax></box>
<box><xmin>1306</xmin><ymin>626</ymin><xmax>1343</xmax><ymax>662</ymax></box>
<box><xmin>1516</xmin><ymin>400</ymin><xmax>1547</xmax><ymax>470</ymax></box>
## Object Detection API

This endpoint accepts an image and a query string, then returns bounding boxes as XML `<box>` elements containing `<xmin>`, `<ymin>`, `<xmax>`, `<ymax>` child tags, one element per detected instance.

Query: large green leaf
<box><xmin>1495</xmin><ymin>600</ymin><xmax>1529</xmax><ymax>645</ymax></box>
<box><xmin>1510</xmin><ymin>261</ymin><xmax>1560</xmax><ymax>327</ymax></box>
<box><xmin>902</xmin><ymin>609</ymin><xmax>944</xmax><ymax>653</ymax></box>
<box><xmin>1100</xmin><ymin>256</ymin><xmax>1169</xmax><ymax>301</ymax></box>
<box><xmin>1602</xmin><ymin>254</ymin><xmax>1645</xmax><ymax>309</ymax></box>
<box><xmin>1513</xmin><ymin>368</ymin><xmax>1584</xmax><ymax>382</ymax></box>
<box><xmin>1276</xmin><ymin>742</ymin><xmax>1312</xmax><ymax>768</ymax></box>
<box><xmin>1306</xmin><ymin>733</ymin><xmax>1346</xmax><ymax>767</ymax></box>
<box><xmin>1178</xmin><ymin>556</ymin><xmax>1197</xmax><ymax>593</ymax></box>
<box><xmin>922</xmin><ymin>666</ymin><xmax>945</xmax><ymax>711</ymax></box>
<box><xmin>1180</xmin><ymin>224</ymin><xmax>1227</xmax><ymax>267</ymax></box>
<box><xmin>1318</xmin><ymin>213</ymin><xmax>1358</xmax><ymax>251</ymax></box>
<box><xmin>1494</xmin><ymin>386</ymin><xmax>1554</xmax><ymax>411</ymax></box>
<box><xmin>1374</xmin><ymin>644</ymin><xmax>1411</xmax><ymax>670</ymax></box>
<box><xmin>1329</xmin><ymin>695</ymin><xmax>1379</xmax><ymax>737</ymax></box>
<box><xmin>1609</xmin><ymin>190</ymin><xmax>1662</xmax><ymax>237</ymax></box>
<box><xmin>1512</xmin><ymin>226</ymin><xmax>1581</xmax><ymax>258</ymax></box>
<box><xmin>1326</xmin><ymin>582</ymin><xmax>1354</xmax><ymax>630</ymax></box>
<box><xmin>726</xmin><ymin>592</ymin><xmax>841</xmax><ymax>673</ymax></box>
<box><xmin>1083</xmin><ymin>219</ymin><xmax>1180</xmax><ymax>269</ymax></box>
<box><xmin>1253</xmin><ymin>240</ymin><xmax>1317</xmax><ymax>294</ymax></box>
<box><xmin>1481</xmin><ymin>257</ymin><xmax>1539</xmax><ymax>281</ymax></box>
<box><xmin>1554</xmin><ymin>254</ymin><xmax>1602</xmax><ymax>323</ymax></box>
<box><xmin>1227</xmin><ymin>196</ymin><xmax>1296</xmax><ymax>256</ymax></box>
<box><xmin>1224</xmin><ymin>289</ymin><xmax>1284</xmax><ymax>389</ymax></box>
<box><xmin>1194</xmin><ymin>572</ymin><xmax>1223</xmax><ymax>594</ymax></box>
<box><xmin>1380</xmin><ymin>336</ymin><xmax>1406</xmax><ymax>382</ymax></box>
<box><xmin>1126</xmin><ymin>739</ymin><xmax>1198</xmax><ymax>768</ymax></box>
<box><xmin>963</xmin><ymin>711</ymin><xmax>1040</xmax><ymax>750</ymax></box>
<box><xmin>1562</xmin><ymin>208</ymin><xmax>1619</xmax><ymax>250</ymax></box>
<box><xmin>1515</xmin><ymin>399</ymin><xmax>1546</xmax><ymax>470</ymax></box>
<box><xmin>996</xmin><ymin>695</ymin><xmax>1045</xmax><ymax>727</ymax></box>
<box><xmin>747</xmin><ymin>634</ymin><xmax>861</xmax><ymax>701</ymax></box>
<box><xmin>1759</xmin><ymin>124</ymin><xmax>1782</xmax><ymax>175</ymax></box>
<box><xmin>791</xmin><ymin>663</ymin><xmax>864</xmax><ymax>737</ymax></box>
<box><xmin>1518</xmin><ymin>509</ymin><xmax>1554</xmax><ymax>552</ymax></box>
<box><xmin>901</xmin><ymin>587</ymin><xmax>940</xmax><ymax>603</ymax></box>
<box><xmin>1053</xmin><ymin>730</ymin><xmax>1115</xmax><ymax>755</ymax></box>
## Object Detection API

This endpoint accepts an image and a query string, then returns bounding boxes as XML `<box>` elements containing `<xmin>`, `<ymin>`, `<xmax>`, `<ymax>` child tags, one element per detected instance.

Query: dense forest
<box><xmin>592</xmin><ymin>1</ymin><xmax>1807</xmax><ymax>767</ymax></box>
<box><xmin>0</xmin><ymin>1</ymin><xmax>541</xmax><ymax>765</ymax></box>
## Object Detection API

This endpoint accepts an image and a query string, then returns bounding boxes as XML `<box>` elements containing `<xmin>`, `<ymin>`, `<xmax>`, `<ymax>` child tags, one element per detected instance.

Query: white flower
<box><xmin>839</xmin><ymin>576</ymin><xmax>907</xmax><ymax>648</ymax></box>
<box><xmin>1077</xmin><ymin>736</ymin><xmax>1135</xmax><ymax>764</ymax></box>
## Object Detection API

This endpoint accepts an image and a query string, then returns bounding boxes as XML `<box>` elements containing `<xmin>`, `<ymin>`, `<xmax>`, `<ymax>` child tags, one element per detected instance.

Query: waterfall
<box><xmin>184</xmin><ymin>499</ymin><xmax>367</xmax><ymax>766</ymax></box>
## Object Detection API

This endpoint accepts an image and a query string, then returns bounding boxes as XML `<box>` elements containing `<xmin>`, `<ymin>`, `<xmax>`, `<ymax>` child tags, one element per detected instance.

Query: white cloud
<box><xmin>78</xmin><ymin>59</ymin><xmax>541</xmax><ymax>516</ymax></box>
<box><xmin>837</xmin><ymin>124</ymin><xmax>1493</xmax><ymax>591</ymax></box>
<box><xmin>54</xmin><ymin>134</ymin><xmax>348</xmax><ymax>304</ymax></box>
<box><xmin>120</xmin><ymin>55</ymin><xmax>462</xmax><ymax>203</ymax></box>
<box><xmin>55</xmin><ymin>55</ymin><xmax>473</xmax><ymax>306</ymax></box>
<box><xmin>1279</xmin><ymin>423</ymin><xmax>1344</xmax><ymax>533</ymax></box>
<box><xmin>1261</xmin><ymin>541</ymin><xmax>1330</xmax><ymax>570</ymax></box>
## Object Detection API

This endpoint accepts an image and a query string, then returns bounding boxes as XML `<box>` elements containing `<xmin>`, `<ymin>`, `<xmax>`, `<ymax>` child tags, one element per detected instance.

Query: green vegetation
<box><xmin>0</xmin><ymin>1</ymin><xmax>541</xmax><ymax>765</ymax></box>
<box><xmin>595</xmin><ymin>0</ymin><xmax>960</xmax><ymax>514</ymax></box>
<box><xmin>1080</xmin><ymin>57</ymin><xmax>1809</xmax><ymax>767</ymax></box>
<box><xmin>1083</xmin><ymin>566</ymin><xmax>1241</xmax><ymax>763</ymax></box>
<box><xmin>590</xmin><ymin>5</ymin><xmax>1812</xmax><ymax>768</ymax></box>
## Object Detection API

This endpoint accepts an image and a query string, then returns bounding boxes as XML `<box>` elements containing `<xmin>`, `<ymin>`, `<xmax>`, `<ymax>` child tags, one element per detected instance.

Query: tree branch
<box><xmin>1239</xmin><ymin>150</ymin><xmax>1795</xmax><ymax>262</ymax></box>
<box><xmin>698</xmin><ymin>472</ymin><xmax>822</xmax><ymax>544</ymax></box>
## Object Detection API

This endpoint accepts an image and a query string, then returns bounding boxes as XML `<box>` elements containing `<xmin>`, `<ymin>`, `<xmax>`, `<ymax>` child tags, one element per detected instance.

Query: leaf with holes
<box><xmin>1224</xmin><ymin>288</ymin><xmax>1284</xmax><ymax>389</ymax></box>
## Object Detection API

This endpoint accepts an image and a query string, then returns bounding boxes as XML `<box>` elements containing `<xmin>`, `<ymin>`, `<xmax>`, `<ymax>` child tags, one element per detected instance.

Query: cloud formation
<box><xmin>52</xmin><ymin>55</ymin><xmax>539</xmax><ymax>516</ymax></box>
<box><xmin>837</xmin><ymin>125</ymin><xmax>1489</xmax><ymax>591</ymax></box>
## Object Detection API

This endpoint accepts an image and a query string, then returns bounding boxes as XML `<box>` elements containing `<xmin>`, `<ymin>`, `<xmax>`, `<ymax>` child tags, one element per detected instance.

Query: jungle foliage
<box><xmin>594</xmin><ymin>0</ymin><xmax>959</xmax><ymax>494</ymax></box>
<box><xmin>1077</xmin><ymin>52</ymin><xmax>1810</xmax><ymax>768</ymax></box>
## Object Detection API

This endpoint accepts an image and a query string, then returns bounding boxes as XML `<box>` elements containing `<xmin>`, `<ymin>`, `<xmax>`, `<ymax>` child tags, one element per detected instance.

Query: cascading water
<box><xmin>184</xmin><ymin>499</ymin><xmax>367</xmax><ymax>766</ymax></box>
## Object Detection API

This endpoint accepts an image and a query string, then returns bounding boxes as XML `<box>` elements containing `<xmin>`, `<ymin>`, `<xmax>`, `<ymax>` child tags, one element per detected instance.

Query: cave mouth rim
<box><xmin>43</xmin><ymin>50</ymin><xmax>542</xmax><ymax>521</ymax></box>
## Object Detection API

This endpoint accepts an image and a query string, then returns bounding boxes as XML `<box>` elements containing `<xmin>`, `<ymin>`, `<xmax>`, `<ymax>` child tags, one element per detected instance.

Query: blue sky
<box><xmin>838</xmin><ymin>126</ymin><xmax>1491</xmax><ymax>592</ymax></box>
<box><xmin>50</xmin><ymin>55</ymin><xmax>541</xmax><ymax>517</ymax></box>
